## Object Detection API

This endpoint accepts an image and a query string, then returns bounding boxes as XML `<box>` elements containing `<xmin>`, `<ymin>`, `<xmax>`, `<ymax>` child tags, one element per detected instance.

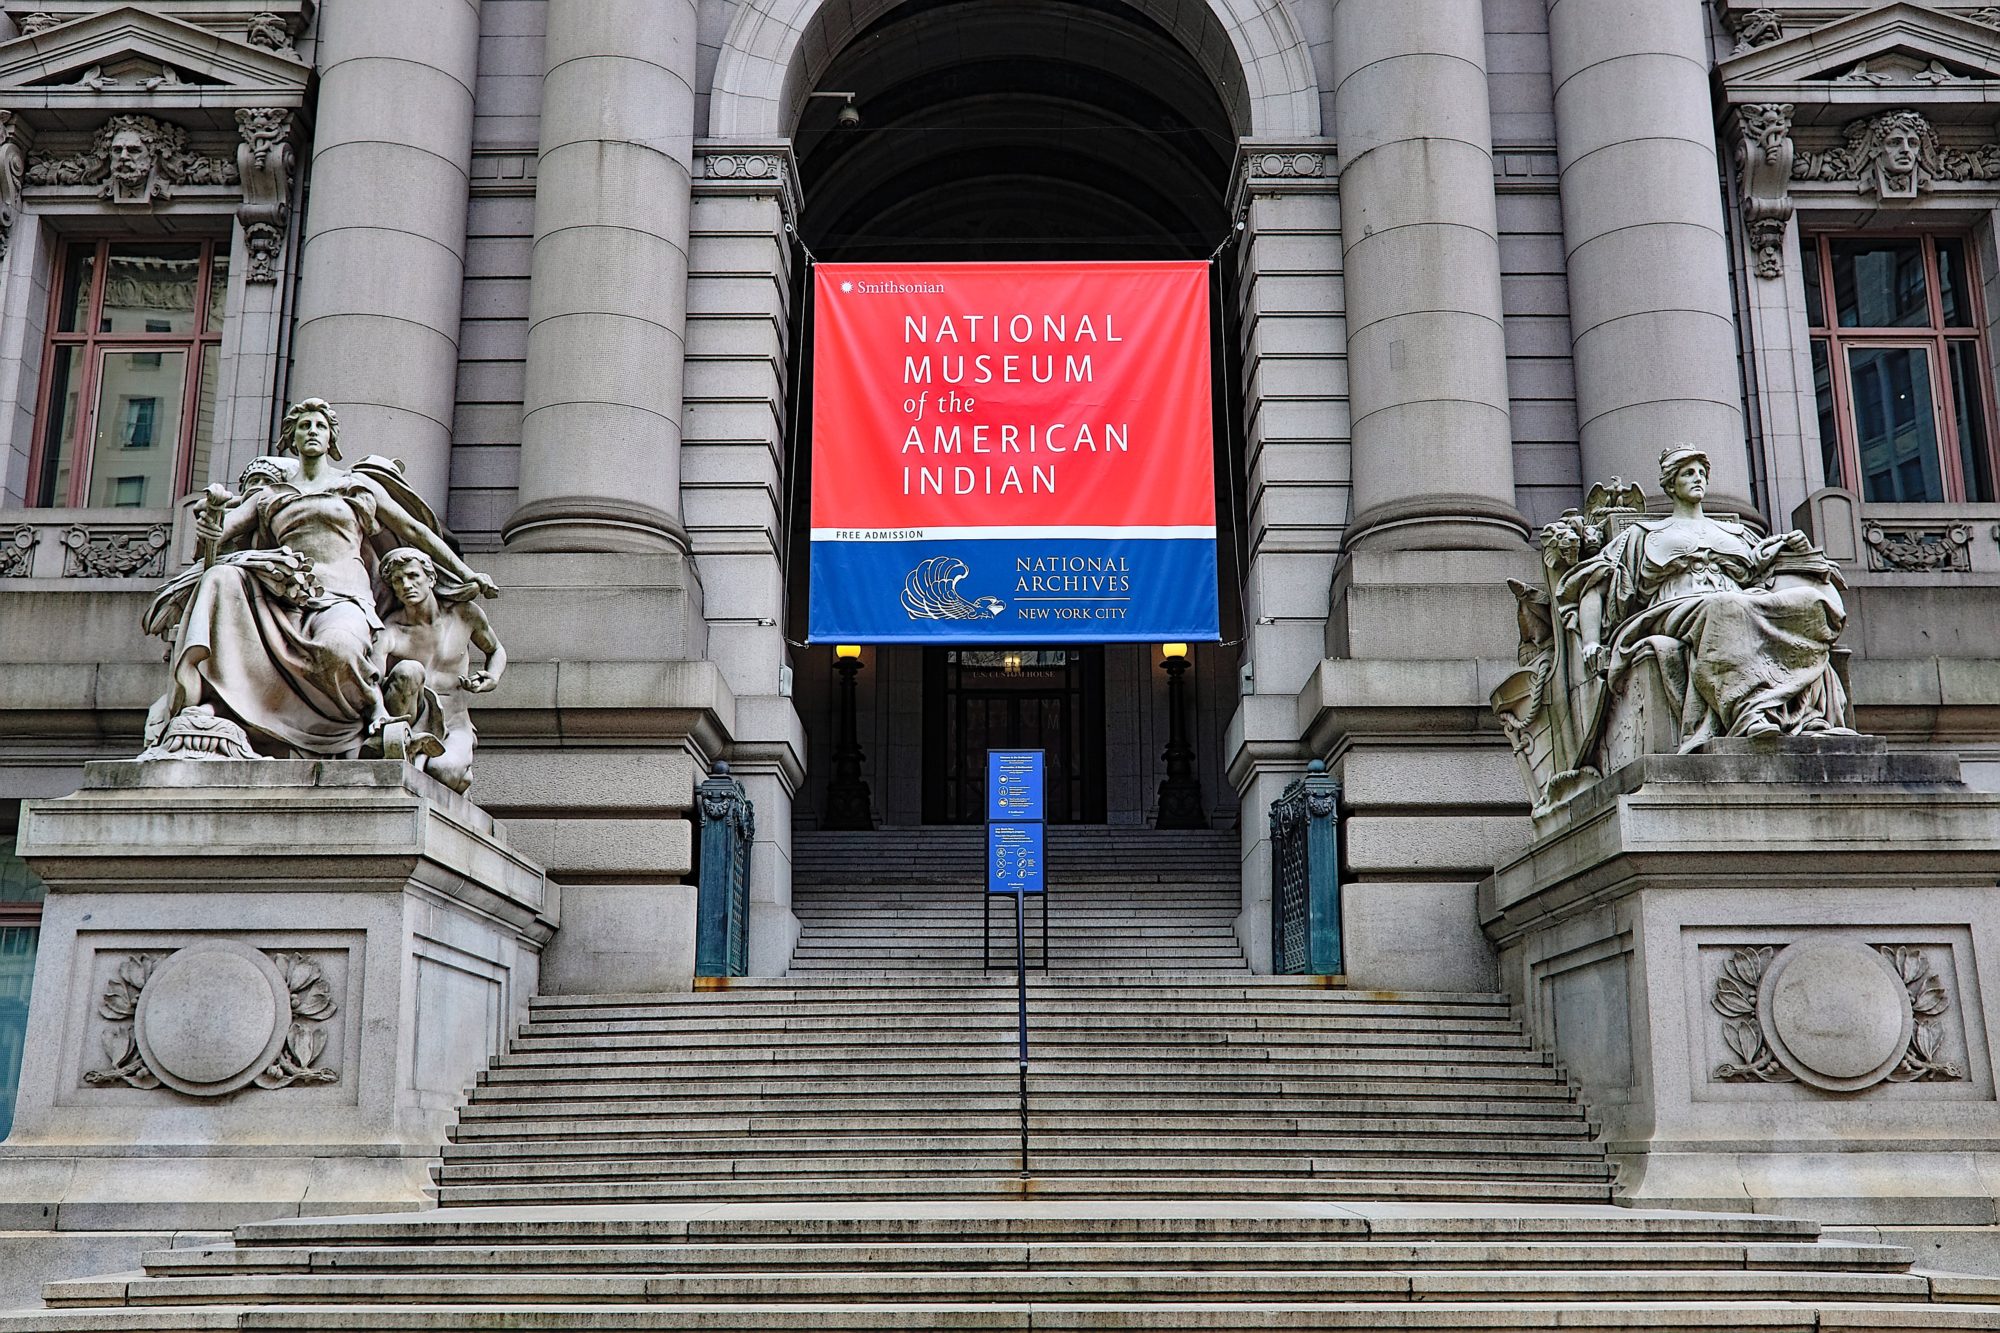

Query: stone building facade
<box><xmin>4</xmin><ymin>0</ymin><xmax>2000</xmax><ymax>1219</ymax></box>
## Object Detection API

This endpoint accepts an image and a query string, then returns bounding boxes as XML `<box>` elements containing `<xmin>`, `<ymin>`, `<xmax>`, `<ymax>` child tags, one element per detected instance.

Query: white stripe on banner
<box><xmin>810</xmin><ymin>525</ymin><xmax>1217</xmax><ymax>541</ymax></box>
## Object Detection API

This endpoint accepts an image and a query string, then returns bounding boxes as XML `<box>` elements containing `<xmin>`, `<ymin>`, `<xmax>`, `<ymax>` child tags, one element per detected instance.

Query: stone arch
<box><xmin>707</xmin><ymin>0</ymin><xmax>1320</xmax><ymax>140</ymax></box>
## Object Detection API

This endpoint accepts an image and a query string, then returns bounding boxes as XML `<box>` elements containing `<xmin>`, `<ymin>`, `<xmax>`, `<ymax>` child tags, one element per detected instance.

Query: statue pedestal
<box><xmin>1482</xmin><ymin>736</ymin><xmax>2000</xmax><ymax>1233</ymax></box>
<box><xmin>0</xmin><ymin>760</ymin><xmax>553</xmax><ymax>1230</ymax></box>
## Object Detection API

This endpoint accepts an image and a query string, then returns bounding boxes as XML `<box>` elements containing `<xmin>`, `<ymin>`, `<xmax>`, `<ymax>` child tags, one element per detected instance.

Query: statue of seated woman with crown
<box><xmin>1493</xmin><ymin>446</ymin><xmax>1856</xmax><ymax>815</ymax></box>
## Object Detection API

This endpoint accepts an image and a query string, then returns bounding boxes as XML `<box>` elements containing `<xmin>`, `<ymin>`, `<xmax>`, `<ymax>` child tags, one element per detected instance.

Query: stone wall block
<box><xmin>1565</xmin><ymin>221</ymin><xmax>1733</xmax><ymax>340</ymax></box>
<box><xmin>1342</xmin><ymin>220</ymin><xmax>1507</xmax><ymax>335</ymax></box>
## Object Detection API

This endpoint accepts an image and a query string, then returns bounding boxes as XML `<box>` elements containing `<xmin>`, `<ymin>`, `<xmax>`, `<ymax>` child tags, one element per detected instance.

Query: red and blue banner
<box><xmin>808</xmin><ymin>261</ymin><xmax>1220</xmax><ymax>643</ymax></box>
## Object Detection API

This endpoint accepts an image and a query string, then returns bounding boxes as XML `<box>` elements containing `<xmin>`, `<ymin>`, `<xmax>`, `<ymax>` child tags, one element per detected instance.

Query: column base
<box><xmin>501</xmin><ymin>496</ymin><xmax>692</xmax><ymax>554</ymax></box>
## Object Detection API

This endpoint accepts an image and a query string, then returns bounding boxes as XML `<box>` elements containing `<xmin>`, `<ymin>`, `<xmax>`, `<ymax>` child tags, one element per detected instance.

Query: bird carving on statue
<box><xmin>901</xmin><ymin>556</ymin><xmax>1005</xmax><ymax>620</ymax></box>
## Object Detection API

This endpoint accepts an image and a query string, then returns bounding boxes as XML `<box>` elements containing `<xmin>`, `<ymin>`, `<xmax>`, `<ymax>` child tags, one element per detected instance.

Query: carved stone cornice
<box><xmin>692</xmin><ymin>141</ymin><xmax>802</xmax><ymax>223</ymax></box>
<box><xmin>1225</xmin><ymin>138</ymin><xmax>1335</xmax><ymax>217</ymax></box>
<box><xmin>1716</xmin><ymin>2</ymin><xmax>2000</xmax><ymax>123</ymax></box>
<box><xmin>0</xmin><ymin>3</ymin><xmax>309</xmax><ymax>134</ymax></box>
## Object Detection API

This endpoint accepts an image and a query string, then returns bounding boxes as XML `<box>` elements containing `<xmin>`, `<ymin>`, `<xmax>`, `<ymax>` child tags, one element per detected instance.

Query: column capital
<box><xmin>1226</xmin><ymin>137</ymin><xmax>1337</xmax><ymax>217</ymax></box>
<box><xmin>693</xmin><ymin>140</ymin><xmax>802</xmax><ymax>226</ymax></box>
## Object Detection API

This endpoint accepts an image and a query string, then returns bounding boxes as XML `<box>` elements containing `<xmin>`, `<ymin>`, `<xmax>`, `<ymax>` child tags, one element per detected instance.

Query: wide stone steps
<box><xmin>18</xmin><ymin>1203</ymin><xmax>2000</xmax><ymax>1330</ymax></box>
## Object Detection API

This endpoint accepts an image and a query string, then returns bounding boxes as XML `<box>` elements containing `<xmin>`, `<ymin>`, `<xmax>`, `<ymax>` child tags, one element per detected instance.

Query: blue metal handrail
<box><xmin>694</xmin><ymin>762</ymin><xmax>755</xmax><ymax>977</ymax></box>
<box><xmin>1270</xmin><ymin>759</ymin><xmax>1342</xmax><ymax>975</ymax></box>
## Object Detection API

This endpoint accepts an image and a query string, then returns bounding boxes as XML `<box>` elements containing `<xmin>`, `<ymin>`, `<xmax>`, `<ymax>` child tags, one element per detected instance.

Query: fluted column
<box><xmin>1332</xmin><ymin>0</ymin><xmax>1526</xmax><ymax>551</ymax></box>
<box><xmin>1547</xmin><ymin>0</ymin><xmax>1755</xmax><ymax>516</ymax></box>
<box><xmin>501</xmin><ymin>0</ymin><xmax>697</xmax><ymax>553</ymax></box>
<box><xmin>288</xmin><ymin>0</ymin><xmax>480</xmax><ymax>508</ymax></box>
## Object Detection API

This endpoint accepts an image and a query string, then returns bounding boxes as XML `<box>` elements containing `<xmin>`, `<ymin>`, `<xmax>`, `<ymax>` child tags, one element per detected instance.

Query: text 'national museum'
<box><xmin>9</xmin><ymin>0</ymin><xmax>2000</xmax><ymax>1326</ymax></box>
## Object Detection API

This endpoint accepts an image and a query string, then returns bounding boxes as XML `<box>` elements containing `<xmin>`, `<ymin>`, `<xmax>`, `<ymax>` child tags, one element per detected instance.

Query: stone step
<box><xmin>431</xmin><ymin>1175</ymin><xmax>1617</xmax><ymax>1205</ymax></box>
<box><xmin>437</xmin><ymin>1134</ymin><xmax>1607</xmax><ymax>1163</ymax></box>
<box><xmin>460</xmin><ymin>1078</ymin><xmax>1586</xmax><ymax>1104</ymax></box>
<box><xmin>513</xmin><ymin>1015</ymin><xmax>1530</xmax><ymax>1037</ymax></box>
<box><xmin>450</xmin><ymin>1095</ymin><xmax>1597</xmax><ymax>1123</ymax></box>
<box><xmin>433</xmin><ymin>1152</ymin><xmax>1614</xmax><ymax>1183</ymax></box>
<box><xmin>129</xmin><ymin>1239</ymin><xmax>1920</xmax><ymax>1277</ymax></box>
<box><xmin>503</xmin><ymin>1030</ymin><xmax>1536</xmax><ymax>1052</ymax></box>
<box><xmin>484</xmin><ymin>1042</ymin><xmax>1549</xmax><ymax>1068</ymax></box>
<box><xmin>41</xmin><ymin>1266</ymin><xmax>1954</xmax><ymax>1309</ymax></box>
<box><xmin>445</xmin><ymin>1114</ymin><xmax>1600</xmax><ymax>1141</ymax></box>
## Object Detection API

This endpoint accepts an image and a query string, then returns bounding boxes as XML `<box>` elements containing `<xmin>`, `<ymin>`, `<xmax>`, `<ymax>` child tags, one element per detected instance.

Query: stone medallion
<box><xmin>1756</xmin><ymin>940</ymin><xmax>1913</xmax><ymax>1091</ymax></box>
<box><xmin>132</xmin><ymin>941</ymin><xmax>290</xmax><ymax>1095</ymax></box>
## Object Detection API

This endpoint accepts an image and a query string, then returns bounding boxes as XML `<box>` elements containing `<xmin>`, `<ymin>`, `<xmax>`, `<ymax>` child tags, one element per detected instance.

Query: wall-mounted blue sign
<box><xmin>987</xmin><ymin>749</ymin><xmax>1046</xmax><ymax>823</ymax></box>
<box><xmin>987</xmin><ymin>822</ymin><xmax>1046</xmax><ymax>895</ymax></box>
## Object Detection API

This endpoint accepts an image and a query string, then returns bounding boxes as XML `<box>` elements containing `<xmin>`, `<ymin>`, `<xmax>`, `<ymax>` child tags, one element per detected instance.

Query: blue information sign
<box><xmin>987</xmin><ymin>749</ymin><xmax>1046</xmax><ymax>823</ymax></box>
<box><xmin>987</xmin><ymin>822</ymin><xmax>1046</xmax><ymax>895</ymax></box>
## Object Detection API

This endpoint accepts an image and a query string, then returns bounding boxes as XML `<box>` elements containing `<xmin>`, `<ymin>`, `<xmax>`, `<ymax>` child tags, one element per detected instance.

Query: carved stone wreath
<box><xmin>85</xmin><ymin>942</ymin><xmax>340</xmax><ymax>1095</ymax></box>
<box><xmin>0</xmin><ymin>524</ymin><xmax>32</xmax><ymax>577</ymax></box>
<box><xmin>1864</xmin><ymin>522</ymin><xmax>1972</xmax><ymax>573</ymax></box>
<box><xmin>61</xmin><ymin>524</ymin><xmax>168</xmax><ymax>578</ymax></box>
<box><xmin>1712</xmin><ymin>941</ymin><xmax>1964</xmax><ymax>1090</ymax></box>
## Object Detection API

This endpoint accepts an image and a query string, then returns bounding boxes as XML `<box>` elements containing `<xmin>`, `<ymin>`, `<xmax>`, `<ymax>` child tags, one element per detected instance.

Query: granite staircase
<box><xmin>789</xmin><ymin>826</ymin><xmax>1248</xmax><ymax>972</ymax></box>
<box><xmin>9</xmin><ymin>829</ymin><xmax>2000</xmax><ymax>1328</ymax></box>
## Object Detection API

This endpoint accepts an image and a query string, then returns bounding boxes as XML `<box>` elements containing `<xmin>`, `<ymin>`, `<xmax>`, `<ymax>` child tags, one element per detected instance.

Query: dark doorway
<box><xmin>923</xmin><ymin>648</ymin><xmax>1106</xmax><ymax>824</ymax></box>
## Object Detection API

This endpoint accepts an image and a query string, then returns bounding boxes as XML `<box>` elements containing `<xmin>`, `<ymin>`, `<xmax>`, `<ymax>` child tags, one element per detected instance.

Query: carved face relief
<box><xmin>293</xmin><ymin>410</ymin><xmax>332</xmax><ymax>458</ymax></box>
<box><xmin>107</xmin><ymin>128</ymin><xmax>153</xmax><ymax>188</ymax></box>
<box><xmin>1881</xmin><ymin>126</ymin><xmax>1922</xmax><ymax>175</ymax></box>
<box><xmin>1670</xmin><ymin>459</ymin><xmax>1709</xmax><ymax>505</ymax></box>
<box><xmin>388</xmin><ymin>559</ymin><xmax>435</xmax><ymax>608</ymax></box>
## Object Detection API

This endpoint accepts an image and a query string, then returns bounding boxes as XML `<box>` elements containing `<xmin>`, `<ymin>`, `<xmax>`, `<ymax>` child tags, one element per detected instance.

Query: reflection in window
<box><xmin>0</xmin><ymin>838</ymin><xmax>46</xmax><ymax>1141</ymax></box>
<box><xmin>1807</xmin><ymin>233</ymin><xmax>1998</xmax><ymax>503</ymax></box>
<box><xmin>30</xmin><ymin>239</ymin><xmax>226</xmax><ymax>508</ymax></box>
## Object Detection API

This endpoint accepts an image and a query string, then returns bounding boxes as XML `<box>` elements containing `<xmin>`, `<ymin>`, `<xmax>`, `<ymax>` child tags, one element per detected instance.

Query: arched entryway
<box><xmin>755</xmin><ymin>0</ymin><xmax>1266</xmax><ymax>828</ymax></box>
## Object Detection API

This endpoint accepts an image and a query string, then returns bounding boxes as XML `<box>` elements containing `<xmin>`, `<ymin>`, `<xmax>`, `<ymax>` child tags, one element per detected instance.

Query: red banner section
<box><xmin>808</xmin><ymin>262</ymin><xmax>1219</xmax><ymax>643</ymax></box>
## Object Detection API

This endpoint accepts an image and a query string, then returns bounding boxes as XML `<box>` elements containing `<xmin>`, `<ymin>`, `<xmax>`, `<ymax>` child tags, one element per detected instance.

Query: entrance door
<box><xmin>923</xmin><ymin>648</ymin><xmax>1106</xmax><ymax>824</ymax></box>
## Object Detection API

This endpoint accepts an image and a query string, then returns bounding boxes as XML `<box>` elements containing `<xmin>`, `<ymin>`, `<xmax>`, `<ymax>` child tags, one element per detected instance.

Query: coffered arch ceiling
<box><xmin>793</xmin><ymin>0</ymin><xmax>1240</xmax><ymax>259</ymax></box>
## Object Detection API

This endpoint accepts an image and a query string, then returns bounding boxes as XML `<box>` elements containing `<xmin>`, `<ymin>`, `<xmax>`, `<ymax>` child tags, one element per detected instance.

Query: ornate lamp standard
<box><xmin>1155</xmin><ymin>642</ymin><xmax>1206</xmax><ymax>829</ymax></box>
<box><xmin>824</xmin><ymin>644</ymin><xmax>875</xmax><ymax>830</ymax></box>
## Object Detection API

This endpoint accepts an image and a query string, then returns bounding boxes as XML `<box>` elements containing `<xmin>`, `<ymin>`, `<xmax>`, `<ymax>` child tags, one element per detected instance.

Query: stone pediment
<box><xmin>0</xmin><ymin>5</ymin><xmax>306</xmax><ymax>130</ymax></box>
<box><xmin>1718</xmin><ymin>2</ymin><xmax>2000</xmax><ymax>123</ymax></box>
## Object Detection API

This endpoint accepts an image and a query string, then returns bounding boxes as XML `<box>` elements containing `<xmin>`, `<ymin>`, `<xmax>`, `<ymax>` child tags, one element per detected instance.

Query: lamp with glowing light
<box><xmin>1155</xmin><ymin>643</ymin><xmax>1205</xmax><ymax>828</ymax></box>
<box><xmin>825</xmin><ymin>645</ymin><xmax>874</xmax><ymax>829</ymax></box>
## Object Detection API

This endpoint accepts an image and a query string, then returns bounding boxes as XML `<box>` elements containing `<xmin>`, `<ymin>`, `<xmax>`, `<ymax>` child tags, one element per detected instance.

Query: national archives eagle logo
<box><xmin>902</xmin><ymin>556</ymin><xmax>1005</xmax><ymax>620</ymax></box>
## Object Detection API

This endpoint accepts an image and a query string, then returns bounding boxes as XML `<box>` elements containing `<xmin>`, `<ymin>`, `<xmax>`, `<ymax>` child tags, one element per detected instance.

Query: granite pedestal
<box><xmin>0</xmin><ymin>760</ymin><xmax>553</xmax><ymax>1243</ymax></box>
<box><xmin>1482</xmin><ymin>736</ymin><xmax>2000</xmax><ymax>1263</ymax></box>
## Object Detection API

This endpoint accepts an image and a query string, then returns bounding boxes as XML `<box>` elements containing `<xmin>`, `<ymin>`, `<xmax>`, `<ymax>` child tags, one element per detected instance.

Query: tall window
<box><xmin>0</xmin><ymin>835</ymin><xmax>44</xmax><ymax>1140</ymax></box>
<box><xmin>29</xmin><ymin>239</ymin><xmax>226</xmax><ymax>508</ymax></box>
<box><xmin>1806</xmin><ymin>233</ymin><xmax>1998</xmax><ymax>504</ymax></box>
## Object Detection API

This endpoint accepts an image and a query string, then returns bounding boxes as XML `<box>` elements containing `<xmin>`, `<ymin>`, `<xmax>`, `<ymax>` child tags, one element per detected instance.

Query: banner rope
<box><xmin>780</xmin><ymin>222</ymin><xmax>813</xmax><ymax>647</ymax></box>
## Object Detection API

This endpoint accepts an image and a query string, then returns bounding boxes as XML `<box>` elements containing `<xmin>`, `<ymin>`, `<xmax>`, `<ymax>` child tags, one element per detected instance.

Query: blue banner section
<box><xmin>809</xmin><ymin>537</ymin><xmax>1219</xmax><ymax>643</ymax></box>
<box><xmin>988</xmin><ymin>749</ymin><xmax>1045</xmax><ymax>822</ymax></box>
<box><xmin>988</xmin><ymin>822</ymin><xmax>1046</xmax><ymax>895</ymax></box>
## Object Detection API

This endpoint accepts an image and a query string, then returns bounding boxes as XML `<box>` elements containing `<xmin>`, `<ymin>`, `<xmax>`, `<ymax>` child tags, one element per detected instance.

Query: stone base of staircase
<box><xmin>7</xmin><ymin>1198</ymin><xmax>2000</xmax><ymax>1329</ymax></box>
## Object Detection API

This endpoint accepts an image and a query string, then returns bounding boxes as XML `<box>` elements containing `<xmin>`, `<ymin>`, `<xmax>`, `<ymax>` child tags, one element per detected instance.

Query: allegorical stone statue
<box><xmin>139</xmin><ymin>398</ymin><xmax>503</xmax><ymax>791</ymax></box>
<box><xmin>1493</xmin><ymin>446</ymin><xmax>1856</xmax><ymax>814</ymax></box>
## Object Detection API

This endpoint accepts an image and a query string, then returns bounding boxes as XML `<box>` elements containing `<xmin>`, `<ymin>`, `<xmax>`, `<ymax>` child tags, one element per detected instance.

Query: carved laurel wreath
<box><xmin>84</xmin><ymin>950</ymin><xmax>340</xmax><ymax>1091</ymax></box>
<box><xmin>1712</xmin><ymin>944</ymin><xmax>1964</xmax><ymax>1084</ymax></box>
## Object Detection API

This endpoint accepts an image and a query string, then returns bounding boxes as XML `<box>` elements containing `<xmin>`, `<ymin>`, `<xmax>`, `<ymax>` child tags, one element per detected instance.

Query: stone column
<box><xmin>1547</xmin><ymin>0</ymin><xmax>1755</xmax><ymax>516</ymax></box>
<box><xmin>1331</xmin><ymin>0</ymin><xmax>1526</xmax><ymax>551</ymax></box>
<box><xmin>501</xmin><ymin>0</ymin><xmax>697</xmax><ymax>554</ymax></box>
<box><xmin>288</xmin><ymin>0</ymin><xmax>480</xmax><ymax>508</ymax></box>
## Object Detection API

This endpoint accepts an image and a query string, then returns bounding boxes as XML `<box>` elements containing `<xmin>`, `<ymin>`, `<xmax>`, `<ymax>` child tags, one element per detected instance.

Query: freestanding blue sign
<box><xmin>988</xmin><ymin>749</ymin><xmax>1046</xmax><ymax>823</ymax></box>
<box><xmin>987</xmin><ymin>749</ymin><xmax>1046</xmax><ymax>895</ymax></box>
<box><xmin>988</xmin><ymin>822</ymin><xmax>1046</xmax><ymax>895</ymax></box>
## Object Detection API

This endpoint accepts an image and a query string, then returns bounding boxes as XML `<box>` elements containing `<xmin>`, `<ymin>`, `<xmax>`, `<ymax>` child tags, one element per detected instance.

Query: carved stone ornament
<box><xmin>1794</xmin><ymin>108</ymin><xmax>2000</xmax><ymax>201</ymax></box>
<box><xmin>1492</xmin><ymin>452</ymin><xmax>1857</xmax><ymax>815</ymax></box>
<box><xmin>1976</xmin><ymin>7</ymin><xmax>2000</xmax><ymax>27</ymax></box>
<box><xmin>1250</xmin><ymin>151</ymin><xmax>1326</xmax><ymax>180</ymax></box>
<box><xmin>84</xmin><ymin>942</ymin><xmax>341</xmax><ymax>1095</ymax></box>
<box><xmin>0</xmin><ymin>109</ymin><xmax>28</xmax><ymax>263</ymax></box>
<box><xmin>0</xmin><ymin>524</ymin><xmax>30</xmax><ymax>577</ymax></box>
<box><xmin>244</xmin><ymin>11</ymin><xmax>299</xmax><ymax>58</ymax></box>
<box><xmin>1727</xmin><ymin>7</ymin><xmax>1783</xmax><ymax>53</ymax></box>
<box><xmin>704</xmin><ymin>152</ymin><xmax>781</xmax><ymax>181</ymax></box>
<box><xmin>1865</xmin><ymin>521</ymin><xmax>1973</xmax><ymax>572</ymax></box>
<box><xmin>235</xmin><ymin>108</ymin><xmax>294</xmax><ymax>282</ymax></box>
<box><xmin>61</xmin><ymin>522</ymin><xmax>168</xmax><ymax>578</ymax></box>
<box><xmin>140</xmin><ymin>399</ymin><xmax>505</xmax><ymax>790</ymax></box>
<box><xmin>17</xmin><ymin>12</ymin><xmax>70</xmax><ymax>36</ymax></box>
<box><xmin>1711</xmin><ymin>942</ymin><xmax>1965</xmax><ymax>1090</ymax></box>
<box><xmin>1735</xmin><ymin>104</ymin><xmax>1795</xmax><ymax>279</ymax></box>
<box><xmin>26</xmin><ymin>113</ymin><xmax>238</xmax><ymax>205</ymax></box>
